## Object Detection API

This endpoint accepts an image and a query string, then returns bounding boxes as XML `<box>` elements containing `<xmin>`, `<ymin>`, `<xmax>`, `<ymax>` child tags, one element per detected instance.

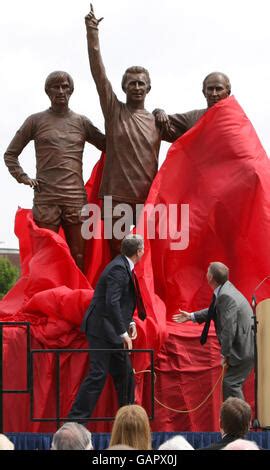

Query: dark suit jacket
<box><xmin>81</xmin><ymin>255</ymin><xmax>136</xmax><ymax>344</ymax></box>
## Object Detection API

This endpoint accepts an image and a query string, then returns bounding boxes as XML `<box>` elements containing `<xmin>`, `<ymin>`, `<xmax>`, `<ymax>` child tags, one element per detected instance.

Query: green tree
<box><xmin>0</xmin><ymin>257</ymin><xmax>19</xmax><ymax>300</ymax></box>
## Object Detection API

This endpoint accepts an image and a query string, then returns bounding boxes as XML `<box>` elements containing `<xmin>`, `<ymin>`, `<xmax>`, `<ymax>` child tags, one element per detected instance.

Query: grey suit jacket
<box><xmin>194</xmin><ymin>281</ymin><xmax>254</xmax><ymax>365</ymax></box>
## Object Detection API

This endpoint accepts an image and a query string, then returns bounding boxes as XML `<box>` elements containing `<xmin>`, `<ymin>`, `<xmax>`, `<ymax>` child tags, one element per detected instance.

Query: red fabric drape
<box><xmin>140</xmin><ymin>96</ymin><xmax>270</xmax><ymax>316</ymax></box>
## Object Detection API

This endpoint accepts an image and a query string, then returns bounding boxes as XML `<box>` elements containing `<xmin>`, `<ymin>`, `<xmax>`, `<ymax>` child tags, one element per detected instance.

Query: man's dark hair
<box><xmin>220</xmin><ymin>397</ymin><xmax>251</xmax><ymax>437</ymax></box>
<box><xmin>45</xmin><ymin>71</ymin><xmax>74</xmax><ymax>94</ymax></box>
<box><xmin>209</xmin><ymin>262</ymin><xmax>229</xmax><ymax>285</ymax></box>
<box><xmin>51</xmin><ymin>422</ymin><xmax>93</xmax><ymax>450</ymax></box>
<box><xmin>121</xmin><ymin>66</ymin><xmax>151</xmax><ymax>92</ymax></box>
<box><xmin>202</xmin><ymin>72</ymin><xmax>231</xmax><ymax>95</ymax></box>
<box><xmin>121</xmin><ymin>234</ymin><xmax>144</xmax><ymax>257</ymax></box>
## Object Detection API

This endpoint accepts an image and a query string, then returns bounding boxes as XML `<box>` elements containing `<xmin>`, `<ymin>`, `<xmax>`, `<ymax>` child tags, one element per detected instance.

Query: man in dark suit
<box><xmin>68</xmin><ymin>234</ymin><xmax>144</xmax><ymax>421</ymax></box>
<box><xmin>173</xmin><ymin>262</ymin><xmax>254</xmax><ymax>400</ymax></box>
<box><xmin>198</xmin><ymin>397</ymin><xmax>251</xmax><ymax>450</ymax></box>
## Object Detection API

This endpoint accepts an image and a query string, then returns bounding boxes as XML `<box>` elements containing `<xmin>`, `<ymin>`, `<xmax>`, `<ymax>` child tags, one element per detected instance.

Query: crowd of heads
<box><xmin>1</xmin><ymin>397</ymin><xmax>262</xmax><ymax>450</ymax></box>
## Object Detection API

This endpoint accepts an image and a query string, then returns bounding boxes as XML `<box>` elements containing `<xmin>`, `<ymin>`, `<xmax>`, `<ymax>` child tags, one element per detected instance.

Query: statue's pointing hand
<box><xmin>85</xmin><ymin>3</ymin><xmax>104</xmax><ymax>29</ymax></box>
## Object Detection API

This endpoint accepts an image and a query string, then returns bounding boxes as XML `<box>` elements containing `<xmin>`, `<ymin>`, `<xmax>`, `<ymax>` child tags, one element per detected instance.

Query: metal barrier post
<box><xmin>56</xmin><ymin>352</ymin><xmax>61</xmax><ymax>429</ymax></box>
<box><xmin>0</xmin><ymin>322</ymin><xmax>31</xmax><ymax>432</ymax></box>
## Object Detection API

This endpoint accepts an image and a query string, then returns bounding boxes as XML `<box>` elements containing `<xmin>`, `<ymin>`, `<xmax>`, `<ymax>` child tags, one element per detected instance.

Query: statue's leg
<box><xmin>60</xmin><ymin>206</ymin><xmax>87</xmax><ymax>272</ymax></box>
<box><xmin>33</xmin><ymin>204</ymin><xmax>85</xmax><ymax>271</ymax></box>
<box><xmin>63</xmin><ymin>223</ymin><xmax>85</xmax><ymax>272</ymax></box>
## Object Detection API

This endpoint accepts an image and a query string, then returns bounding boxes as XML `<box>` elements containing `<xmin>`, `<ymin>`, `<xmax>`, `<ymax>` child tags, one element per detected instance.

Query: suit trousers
<box><xmin>223</xmin><ymin>357</ymin><xmax>254</xmax><ymax>400</ymax></box>
<box><xmin>68</xmin><ymin>335</ymin><xmax>134</xmax><ymax>421</ymax></box>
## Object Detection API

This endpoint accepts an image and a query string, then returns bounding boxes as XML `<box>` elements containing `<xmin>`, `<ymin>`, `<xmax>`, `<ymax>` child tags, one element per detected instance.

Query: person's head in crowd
<box><xmin>51</xmin><ymin>422</ymin><xmax>93</xmax><ymax>450</ymax></box>
<box><xmin>107</xmin><ymin>444</ymin><xmax>135</xmax><ymax>450</ymax></box>
<box><xmin>223</xmin><ymin>438</ymin><xmax>260</xmax><ymax>450</ymax></box>
<box><xmin>220</xmin><ymin>397</ymin><xmax>251</xmax><ymax>437</ymax></box>
<box><xmin>109</xmin><ymin>404</ymin><xmax>152</xmax><ymax>450</ymax></box>
<box><xmin>0</xmin><ymin>434</ymin><xmax>14</xmax><ymax>450</ymax></box>
<box><xmin>158</xmin><ymin>435</ymin><xmax>194</xmax><ymax>450</ymax></box>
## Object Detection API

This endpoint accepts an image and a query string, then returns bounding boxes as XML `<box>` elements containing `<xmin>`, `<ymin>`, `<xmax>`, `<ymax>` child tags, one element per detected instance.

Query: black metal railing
<box><xmin>0</xmin><ymin>322</ymin><xmax>155</xmax><ymax>431</ymax></box>
<box><xmin>31</xmin><ymin>348</ymin><xmax>155</xmax><ymax>428</ymax></box>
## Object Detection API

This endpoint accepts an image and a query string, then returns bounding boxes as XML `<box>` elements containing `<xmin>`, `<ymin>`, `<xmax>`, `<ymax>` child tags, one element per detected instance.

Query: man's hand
<box><xmin>123</xmin><ymin>335</ymin><xmax>132</xmax><ymax>350</ymax></box>
<box><xmin>128</xmin><ymin>323</ymin><xmax>137</xmax><ymax>340</ymax></box>
<box><xmin>85</xmin><ymin>3</ymin><xmax>104</xmax><ymax>30</ymax></box>
<box><xmin>221</xmin><ymin>355</ymin><xmax>229</xmax><ymax>367</ymax></box>
<box><xmin>20</xmin><ymin>175</ymin><xmax>40</xmax><ymax>191</ymax></box>
<box><xmin>172</xmin><ymin>309</ymin><xmax>192</xmax><ymax>323</ymax></box>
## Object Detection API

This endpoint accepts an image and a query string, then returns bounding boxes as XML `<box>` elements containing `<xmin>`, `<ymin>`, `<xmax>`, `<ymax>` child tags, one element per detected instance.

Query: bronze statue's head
<box><xmin>202</xmin><ymin>72</ymin><xmax>231</xmax><ymax>108</ymax></box>
<box><xmin>44</xmin><ymin>71</ymin><xmax>74</xmax><ymax>108</ymax></box>
<box><xmin>121</xmin><ymin>66</ymin><xmax>151</xmax><ymax>93</ymax></box>
<box><xmin>45</xmin><ymin>71</ymin><xmax>74</xmax><ymax>95</ymax></box>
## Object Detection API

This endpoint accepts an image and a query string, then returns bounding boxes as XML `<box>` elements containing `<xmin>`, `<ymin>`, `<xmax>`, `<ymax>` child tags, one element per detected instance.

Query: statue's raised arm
<box><xmin>85</xmin><ymin>3</ymin><xmax>104</xmax><ymax>30</ymax></box>
<box><xmin>85</xmin><ymin>4</ymin><xmax>114</xmax><ymax>118</ymax></box>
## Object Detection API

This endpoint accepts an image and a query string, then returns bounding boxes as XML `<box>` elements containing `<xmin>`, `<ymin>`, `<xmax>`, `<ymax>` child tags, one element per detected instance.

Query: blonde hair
<box><xmin>109</xmin><ymin>405</ymin><xmax>152</xmax><ymax>450</ymax></box>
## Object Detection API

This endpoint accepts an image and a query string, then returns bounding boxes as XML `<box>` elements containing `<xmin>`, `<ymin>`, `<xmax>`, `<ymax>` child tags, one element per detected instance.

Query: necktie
<box><xmin>200</xmin><ymin>294</ymin><xmax>216</xmax><ymax>345</ymax></box>
<box><xmin>132</xmin><ymin>271</ymin><xmax>147</xmax><ymax>321</ymax></box>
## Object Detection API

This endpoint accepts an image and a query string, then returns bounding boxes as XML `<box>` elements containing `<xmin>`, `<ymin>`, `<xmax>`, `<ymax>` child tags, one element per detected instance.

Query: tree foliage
<box><xmin>0</xmin><ymin>257</ymin><xmax>19</xmax><ymax>300</ymax></box>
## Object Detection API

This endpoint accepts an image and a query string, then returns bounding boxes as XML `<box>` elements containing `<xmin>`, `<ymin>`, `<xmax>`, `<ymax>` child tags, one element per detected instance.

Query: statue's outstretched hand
<box><xmin>85</xmin><ymin>3</ymin><xmax>104</xmax><ymax>29</ymax></box>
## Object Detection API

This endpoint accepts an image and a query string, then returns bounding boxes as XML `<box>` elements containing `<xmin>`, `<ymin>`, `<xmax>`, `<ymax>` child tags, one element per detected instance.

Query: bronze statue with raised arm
<box><xmin>84</xmin><ymin>4</ymin><xmax>171</xmax><ymax>256</ymax></box>
<box><xmin>4</xmin><ymin>71</ymin><xmax>106</xmax><ymax>272</ymax></box>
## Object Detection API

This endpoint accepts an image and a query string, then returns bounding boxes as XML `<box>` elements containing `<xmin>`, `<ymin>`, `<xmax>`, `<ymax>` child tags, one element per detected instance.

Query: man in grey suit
<box><xmin>173</xmin><ymin>262</ymin><xmax>254</xmax><ymax>400</ymax></box>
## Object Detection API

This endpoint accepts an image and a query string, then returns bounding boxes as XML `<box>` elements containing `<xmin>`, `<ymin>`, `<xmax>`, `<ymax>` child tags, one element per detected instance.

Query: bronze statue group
<box><xmin>3</xmin><ymin>4</ymin><xmax>263</xmax><ymax>427</ymax></box>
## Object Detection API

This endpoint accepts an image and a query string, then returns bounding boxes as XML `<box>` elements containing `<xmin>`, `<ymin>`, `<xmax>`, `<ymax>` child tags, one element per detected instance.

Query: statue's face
<box><xmin>203</xmin><ymin>74</ymin><xmax>230</xmax><ymax>108</ymax></box>
<box><xmin>124</xmin><ymin>72</ymin><xmax>150</xmax><ymax>104</ymax></box>
<box><xmin>47</xmin><ymin>78</ymin><xmax>73</xmax><ymax>107</ymax></box>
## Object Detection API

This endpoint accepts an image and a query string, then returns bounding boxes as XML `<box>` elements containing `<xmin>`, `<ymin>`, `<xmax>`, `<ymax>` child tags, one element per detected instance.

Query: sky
<box><xmin>1</xmin><ymin>0</ymin><xmax>270</xmax><ymax>248</ymax></box>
